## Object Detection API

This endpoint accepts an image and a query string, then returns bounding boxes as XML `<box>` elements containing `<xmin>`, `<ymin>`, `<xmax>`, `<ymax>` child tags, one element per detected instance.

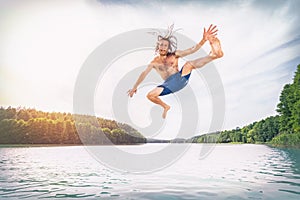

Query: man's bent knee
<box><xmin>147</xmin><ymin>87</ymin><xmax>164</xmax><ymax>100</ymax></box>
<box><xmin>184</xmin><ymin>62</ymin><xmax>195</xmax><ymax>70</ymax></box>
<box><xmin>181</xmin><ymin>62</ymin><xmax>194</xmax><ymax>76</ymax></box>
<box><xmin>147</xmin><ymin>92</ymin><xmax>156</xmax><ymax>100</ymax></box>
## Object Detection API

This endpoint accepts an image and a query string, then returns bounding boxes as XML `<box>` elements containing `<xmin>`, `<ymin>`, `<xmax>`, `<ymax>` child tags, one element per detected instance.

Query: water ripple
<box><xmin>0</xmin><ymin>144</ymin><xmax>299</xmax><ymax>199</ymax></box>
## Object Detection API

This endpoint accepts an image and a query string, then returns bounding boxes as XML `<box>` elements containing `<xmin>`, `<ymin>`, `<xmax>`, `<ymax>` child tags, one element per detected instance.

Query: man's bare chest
<box><xmin>154</xmin><ymin>56</ymin><xmax>178</xmax><ymax>72</ymax></box>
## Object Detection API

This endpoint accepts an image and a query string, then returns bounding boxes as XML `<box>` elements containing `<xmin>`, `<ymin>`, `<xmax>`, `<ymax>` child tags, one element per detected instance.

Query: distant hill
<box><xmin>146</xmin><ymin>138</ymin><xmax>186</xmax><ymax>143</ymax></box>
<box><xmin>0</xmin><ymin>107</ymin><xmax>146</xmax><ymax>145</ymax></box>
<box><xmin>146</xmin><ymin>138</ymin><xmax>170</xmax><ymax>143</ymax></box>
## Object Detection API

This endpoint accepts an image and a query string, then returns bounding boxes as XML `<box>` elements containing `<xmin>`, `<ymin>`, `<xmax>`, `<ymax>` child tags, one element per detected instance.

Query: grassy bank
<box><xmin>270</xmin><ymin>132</ymin><xmax>300</xmax><ymax>148</ymax></box>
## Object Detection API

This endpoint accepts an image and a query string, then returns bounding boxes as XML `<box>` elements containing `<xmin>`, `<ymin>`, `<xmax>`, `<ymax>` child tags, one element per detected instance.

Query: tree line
<box><xmin>193</xmin><ymin>64</ymin><xmax>300</xmax><ymax>148</ymax></box>
<box><xmin>0</xmin><ymin>107</ymin><xmax>146</xmax><ymax>145</ymax></box>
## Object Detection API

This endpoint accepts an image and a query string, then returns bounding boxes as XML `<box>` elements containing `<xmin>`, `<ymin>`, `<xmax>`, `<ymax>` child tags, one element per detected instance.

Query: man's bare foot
<box><xmin>162</xmin><ymin>105</ymin><xmax>170</xmax><ymax>119</ymax></box>
<box><xmin>208</xmin><ymin>37</ymin><xmax>224</xmax><ymax>59</ymax></box>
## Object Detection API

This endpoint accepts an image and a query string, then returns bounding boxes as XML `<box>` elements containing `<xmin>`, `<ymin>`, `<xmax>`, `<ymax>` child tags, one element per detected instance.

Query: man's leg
<box><xmin>147</xmin><ymin>87</ymin><xmax>170</xmax><ymax>119</ymax></box>
<box><xmin>181</xmin><ymin>37</ymin><xmax>223</xmax><ymax>76</ymax></box>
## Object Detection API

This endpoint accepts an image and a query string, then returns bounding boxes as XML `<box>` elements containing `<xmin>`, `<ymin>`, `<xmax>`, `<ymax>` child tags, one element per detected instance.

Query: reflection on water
<box><xmin>0</xmin><ymin>144</ymin><xmax>299</xmax><ymax>199</ymax></box>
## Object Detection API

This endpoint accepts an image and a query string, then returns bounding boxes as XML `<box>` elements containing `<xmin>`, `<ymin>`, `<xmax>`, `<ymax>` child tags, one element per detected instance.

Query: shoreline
<box><xmin>0</xmin><ymin>143</ymin><xmax>145</xmax><ymax>148</ymax></box>
<box><xmin>1</xmin><ymin>143</ymin><xmax>299</xmax><ymax>149</ymax></box>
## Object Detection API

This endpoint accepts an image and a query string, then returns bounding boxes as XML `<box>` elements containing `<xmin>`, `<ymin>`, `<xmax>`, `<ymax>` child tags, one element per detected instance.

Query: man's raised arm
<box><xmin>175</xmin><ymin>24</ymin><xmax>218</xmax><ymax>58</ymax></box>
<box><xmin>127</xmin><ymin>63</ymin><xmax>154</xmax><ymax>97</ymax></box>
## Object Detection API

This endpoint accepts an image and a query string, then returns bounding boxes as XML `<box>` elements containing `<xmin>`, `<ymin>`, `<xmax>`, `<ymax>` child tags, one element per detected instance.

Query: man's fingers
<box><xmin>210</xmin><ymin>29</ymin><xmax>218</xmax><ymax>35</ymax></box>
<box><xmin>208</xmin><ymin>25</ymin><xmax>217</xmax><ymax>34</ymax></box>
<box><xmin>209</xmin><ymin>26</ymin><xmax>217</xmax><ymax>34</ymax></box>
<box><xmin>209</xmin><ymin>24</ymin><xmax>216</xmax><ymax>32</ymax></box>
<box><xmin>127</xmin><ymin>89</ymin><xmax>137</xmax><ymax>97</ymax></box>
<box><xmin>207</xmin><ymin>24</ymin><xmax>213</xmax><ymax>32</ymax></box>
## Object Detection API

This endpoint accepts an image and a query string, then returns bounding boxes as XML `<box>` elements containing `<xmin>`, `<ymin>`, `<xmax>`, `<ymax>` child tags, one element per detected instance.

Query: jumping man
<box><xmin>127</xmin><ymin>24</ymin><xmax>223</xmax><ymax>118</ymax></box>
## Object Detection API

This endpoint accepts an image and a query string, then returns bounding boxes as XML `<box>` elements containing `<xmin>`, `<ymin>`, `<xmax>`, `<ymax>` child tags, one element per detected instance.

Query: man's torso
<box><xmin>152</xmin><ymin>54</ymin><xmax>179</xmax><ymax>80</ymax></box>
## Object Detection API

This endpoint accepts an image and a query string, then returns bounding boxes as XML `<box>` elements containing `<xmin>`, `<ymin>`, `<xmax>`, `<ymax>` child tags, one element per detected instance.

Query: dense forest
<box><xmin>192</xmin><ymin>115</ymin><xmax>280</xmax><ymax>144</ymax></box>
<box><xmin>0</xmin><ymin>107</ymin><xmax>146</xmax><ymax>145</ymax></box>
<box><xmin>193</xmin><ymin>64</ymin><xmax>300</xmax><ymax>148</ymax></box>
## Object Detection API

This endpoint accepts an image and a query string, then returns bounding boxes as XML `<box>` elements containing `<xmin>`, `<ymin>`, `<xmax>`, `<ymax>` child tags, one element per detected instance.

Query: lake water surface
<box><xmin>0</xmin><ymin>144</ymin><xmax>299</xmax><ymax>199</ymax></box>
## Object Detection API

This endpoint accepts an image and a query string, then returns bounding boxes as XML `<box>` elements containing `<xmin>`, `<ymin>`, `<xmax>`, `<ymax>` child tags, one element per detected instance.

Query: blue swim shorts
<box><xmin>158</xmin><ymin>67</ymin><xmax>191</xmax><ymax>96</ymax></box>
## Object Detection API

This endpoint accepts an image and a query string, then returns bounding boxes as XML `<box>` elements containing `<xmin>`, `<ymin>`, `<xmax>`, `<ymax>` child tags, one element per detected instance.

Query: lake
<box><xmin>0</xmin><ymin>144</ymin><xmax>299</xmax><ymax>199</ymax></box>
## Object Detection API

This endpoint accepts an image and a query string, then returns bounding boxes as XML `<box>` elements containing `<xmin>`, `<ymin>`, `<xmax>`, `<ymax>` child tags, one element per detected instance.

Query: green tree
<box><xmin>16</xmin><ymin>109</ymin><xmax>31</xmax><ymax>121</ymax></box>
<box><xmin>271</xmin><ymin>65</ymin><xmax>300</xmax><ymax>147</ymax></box>
<box><xmin>277</xmin><ymin>65</ymin><xmax>300</xmax><ymax>133</ymax></box>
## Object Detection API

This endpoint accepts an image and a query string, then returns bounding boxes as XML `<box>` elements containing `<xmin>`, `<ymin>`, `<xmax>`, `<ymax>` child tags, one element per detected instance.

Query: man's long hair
<box><xmin>149</xmin><ymin>24</ymin><xmax>180</xmax><ymax>54</ymax></box>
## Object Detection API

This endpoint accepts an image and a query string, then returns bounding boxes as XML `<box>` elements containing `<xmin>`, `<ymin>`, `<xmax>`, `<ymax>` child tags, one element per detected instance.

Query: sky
<box><xmin>1</xmin><ymin>0</ymin><xmax>300</xmax><ymax>139</ymax></box>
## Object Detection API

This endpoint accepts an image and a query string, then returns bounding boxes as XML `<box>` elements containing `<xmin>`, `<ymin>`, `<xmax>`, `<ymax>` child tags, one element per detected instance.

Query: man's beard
<box><xmin>159</xmin><ymin>50</ymin><xmax>167</xmax><ymax>56</ymax></box>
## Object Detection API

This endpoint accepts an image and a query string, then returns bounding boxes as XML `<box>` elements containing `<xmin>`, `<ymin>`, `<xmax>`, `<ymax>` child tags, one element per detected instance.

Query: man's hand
<box><xmin>203</xmin><ymin>24</ymin><xmax>218</xmax><ymax>41</ymax></box>
<box><xmin>127</xmin><ymin>88</ymin><xmax>137</xmax><ymax>97</ymax></box>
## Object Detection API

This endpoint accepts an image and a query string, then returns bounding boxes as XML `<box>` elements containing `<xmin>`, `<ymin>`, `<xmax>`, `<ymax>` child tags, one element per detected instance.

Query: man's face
<box><xmin>158</xmin><ymin>39</ymin><xmax>169</xmax><ymax>55</ymax></box>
